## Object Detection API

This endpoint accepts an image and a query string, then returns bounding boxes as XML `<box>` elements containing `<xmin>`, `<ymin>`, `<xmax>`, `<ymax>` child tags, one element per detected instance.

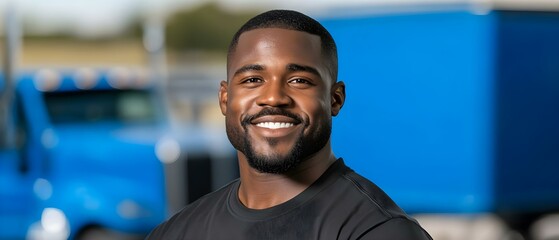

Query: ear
<box><xmin>219</xmin><ymin>81</ymin><xmax>228</xmax><ymax>115</ymax></box>
<box><xmin>330</xmin><ymin>81</ymin><xmax>345</xmax><ymax>116</ymax></box>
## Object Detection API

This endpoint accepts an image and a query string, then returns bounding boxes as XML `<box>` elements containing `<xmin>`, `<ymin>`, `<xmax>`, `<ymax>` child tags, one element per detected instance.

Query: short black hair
<box><xmin>227</xmin><ymin>10</ymin><xmax>338</xmax><ymax>82</ymax></box>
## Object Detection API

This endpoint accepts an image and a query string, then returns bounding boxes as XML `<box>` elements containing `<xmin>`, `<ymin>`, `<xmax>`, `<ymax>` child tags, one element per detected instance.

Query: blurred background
<box><xmin>1</xmin><ymin>0</ymin><xmax>558</xmax><ymax>239</ymax></box>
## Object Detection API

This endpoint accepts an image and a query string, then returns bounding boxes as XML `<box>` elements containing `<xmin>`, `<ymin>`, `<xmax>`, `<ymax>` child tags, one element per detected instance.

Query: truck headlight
<box><xmin>27</xmin><ymin>208</ymin><xmax>70</xmax><ymax>240</ymax></box>
<box><xmin>41</xmin><ymin>208</ymin><xmax>68</xmax><ymax>234</ymax></box>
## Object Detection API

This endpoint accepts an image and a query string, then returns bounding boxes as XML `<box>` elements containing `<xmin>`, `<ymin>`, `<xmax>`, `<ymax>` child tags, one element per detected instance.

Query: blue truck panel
<box><xmin>494</xmin><ymin>11</ymin><xmax>559</xmax><ymax>212</ymax></box>
<box><xmin>321</xmin><ymin>9</ymin><xmax>559</xmax><ymax>214</ymax></box>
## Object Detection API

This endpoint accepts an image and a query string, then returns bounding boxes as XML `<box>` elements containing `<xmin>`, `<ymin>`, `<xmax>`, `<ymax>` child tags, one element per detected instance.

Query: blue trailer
<box><xmin>0</xmin><ymin>68</ymin><xmax>169</xmax><ymax>239</ymax></box>
<box><xmin>320</xmin><ymin>4</ymin><xmax>559</xmax><ymax>238</ymax></box>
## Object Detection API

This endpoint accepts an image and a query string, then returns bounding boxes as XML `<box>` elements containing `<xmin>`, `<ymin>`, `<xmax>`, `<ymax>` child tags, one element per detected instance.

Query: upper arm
<box><xmin>359</xmin><ymin>218</ymin><xmax>433</xmax><ymax>240</ymax></box>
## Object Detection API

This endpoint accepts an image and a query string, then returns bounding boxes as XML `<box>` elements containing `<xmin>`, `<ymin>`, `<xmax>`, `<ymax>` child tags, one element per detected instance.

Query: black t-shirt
<box><xmin>147</xmin><ymin>159</ymin><xmax>432</xmax><ymax>240</ymax></box>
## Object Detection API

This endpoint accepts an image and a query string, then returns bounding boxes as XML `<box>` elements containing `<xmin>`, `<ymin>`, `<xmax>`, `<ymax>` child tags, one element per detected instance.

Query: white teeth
<box><xmin>255</xmin><ymin>122</ymin><xmax>294</xmax><ymax>129</ymax></box>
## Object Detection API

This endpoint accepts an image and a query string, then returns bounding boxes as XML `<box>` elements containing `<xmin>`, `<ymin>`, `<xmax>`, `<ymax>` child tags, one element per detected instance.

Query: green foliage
<box><xmin>165</xmin><ymin>3</ymin><xmax>255</xmax><ymax>53</ymax></box>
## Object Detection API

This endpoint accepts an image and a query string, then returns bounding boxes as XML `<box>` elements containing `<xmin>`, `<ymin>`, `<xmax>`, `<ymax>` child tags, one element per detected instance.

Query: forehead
<box><xmin>228</xmin><ymin>28</ymin><xmax>325</xmax><ymax>77</ymax></box>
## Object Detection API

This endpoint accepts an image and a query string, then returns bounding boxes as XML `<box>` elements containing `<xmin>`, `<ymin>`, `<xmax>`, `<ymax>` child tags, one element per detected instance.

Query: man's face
<box><xmin>220</xmin><ymin>28</ymin><xmax>341</xmax><ymax>174</ymax></box>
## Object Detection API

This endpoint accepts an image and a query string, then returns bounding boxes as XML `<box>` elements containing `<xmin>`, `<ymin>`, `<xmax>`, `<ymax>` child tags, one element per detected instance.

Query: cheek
<box><xmin>227</xmin><ymin>92</ymin><xmax>254</xmax><ymax>119</ymax></box>
<box><xmin>298</xmin><ymin>94</ymin><xmax>331</xmax><ymax>125</ymax></box>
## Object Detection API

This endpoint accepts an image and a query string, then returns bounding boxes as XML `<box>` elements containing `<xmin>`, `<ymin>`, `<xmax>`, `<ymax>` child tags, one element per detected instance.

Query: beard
<box><xmin>226</xmin><ymin>108</ymin><xmax>331</xmax><ymax>174</ymax></box>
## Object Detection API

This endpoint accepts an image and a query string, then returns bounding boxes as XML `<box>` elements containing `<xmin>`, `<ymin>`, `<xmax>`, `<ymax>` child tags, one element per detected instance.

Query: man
<box><xmin>148</xmin><ymin>10</ymin><xmax>432</xmax><ymax>239</ymax></box>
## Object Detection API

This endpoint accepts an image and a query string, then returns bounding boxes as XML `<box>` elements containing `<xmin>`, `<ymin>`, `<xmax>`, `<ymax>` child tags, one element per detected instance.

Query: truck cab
<box><xmin>0</xmin><ymin>68</ymin><xmax>169</xmax><ymax>239</ymax></box>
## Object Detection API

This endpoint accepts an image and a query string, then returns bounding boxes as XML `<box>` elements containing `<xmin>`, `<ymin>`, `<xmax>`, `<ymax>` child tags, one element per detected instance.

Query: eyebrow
<box><xmin>232</xmin><ymin>63</ymin><xmax>321</xmax><ymax>78</ymax></box>
<box><xmin>286</xmin><ymin>63</ymin><xmax>320</xmax><ymax>77</ymax></box>
<box><xmin>233</xmin><ymin>64</ymin><xmax>265</xmax><ymax>77</ymax></box>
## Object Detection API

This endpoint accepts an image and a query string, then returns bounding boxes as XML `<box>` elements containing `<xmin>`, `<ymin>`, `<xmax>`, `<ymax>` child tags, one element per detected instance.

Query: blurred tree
<box><xmin>165</xmin><ymin>3</ymin><xmax>255</xmax><ymax>53</ymax></box>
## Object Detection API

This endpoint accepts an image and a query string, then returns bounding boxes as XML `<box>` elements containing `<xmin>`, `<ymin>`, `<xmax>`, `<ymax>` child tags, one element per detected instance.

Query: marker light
<box><xmin>107</xmin><ymin>67</ymin><xmax>133</xmax><ymax>89</ymax></box>
<box><xmin>33</xmin><ymin>178</ymin><xmax>53</xmax><ymax>200</ymax></box>
<box><xmin>33</xmin><ymin>69</ymin><xmax>61</xmax><ymax>92</ymax></box>
<box><xmin>41</xmin><ymin>128</ymin><xmax>59</xmax><ymax>149</ymax></box>
<box><xmin>155</xmin><ymin>136</ymin><xmax>181</xmax><ymax>164</ymax></box>
<box><xmin>117</xmin><ymin>199</ymin><xmax>149</xmax><ymax>219</ymax></box>
<box><xmin>73</xmin><ymin>68</ymin><xmax>99</xmax><ymax>90</ymax></box>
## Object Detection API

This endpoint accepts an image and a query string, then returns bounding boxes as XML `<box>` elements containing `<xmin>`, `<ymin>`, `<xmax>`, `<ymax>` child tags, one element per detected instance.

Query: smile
<box><xmin>255</xmin><ymin>122</ymin><xmax>295</xmax><ymax>129</ymax></box>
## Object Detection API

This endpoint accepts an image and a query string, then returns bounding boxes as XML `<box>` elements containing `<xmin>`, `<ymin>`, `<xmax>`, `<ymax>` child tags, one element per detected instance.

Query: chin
<box><xmin>245</xmin><ymin>145</ymin><xmax>303</xmax><ymax>174</ymax></box>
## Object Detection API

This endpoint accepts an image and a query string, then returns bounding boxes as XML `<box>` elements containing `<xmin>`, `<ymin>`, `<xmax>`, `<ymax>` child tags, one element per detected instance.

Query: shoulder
<box><xmin>359</xmin><ymin>217</ymin><xmax>433</xmax><ymax>240</ymax></box>
<box><xmin>338</xmin><ymin>164</ymin><xmax>407</xmax><ymax>219</ymax></box>
<box><xmin>146</xmin><ymin>179</ymin><xmax>239</xmax><ymax>239</ymax></box>
<box><xmin>333</xmin><ymin>161</ymin><xmax>432</xmax><ymax>239</ymax></box>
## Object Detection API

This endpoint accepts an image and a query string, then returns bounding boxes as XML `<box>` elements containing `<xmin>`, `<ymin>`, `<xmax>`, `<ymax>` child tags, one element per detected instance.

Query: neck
<box><xmin>236</xmin><ymin>141</ymin><xmax>336</xmax><ymax>209</ymax></box>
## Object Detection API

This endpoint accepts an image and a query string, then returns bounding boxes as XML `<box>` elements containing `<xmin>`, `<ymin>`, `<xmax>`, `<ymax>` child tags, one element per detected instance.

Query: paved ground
<box><xmin>415</xmin><ymin>213</ymin><xmax>559</xmax><ymax>240</ymax></box>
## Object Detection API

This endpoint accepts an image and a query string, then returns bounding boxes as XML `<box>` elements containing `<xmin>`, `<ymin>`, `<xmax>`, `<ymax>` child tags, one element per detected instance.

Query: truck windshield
<box><xmin>44</xmin><ymin>90</ymin><xmax>157</xmax><ymax>124</ymax></box>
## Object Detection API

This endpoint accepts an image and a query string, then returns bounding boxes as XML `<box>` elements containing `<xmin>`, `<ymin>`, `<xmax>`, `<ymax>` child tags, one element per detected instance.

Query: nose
<box><xmin>255</xmin><ymin>80</ymin><xmax>292</xmax><ymax>107</ymax></box>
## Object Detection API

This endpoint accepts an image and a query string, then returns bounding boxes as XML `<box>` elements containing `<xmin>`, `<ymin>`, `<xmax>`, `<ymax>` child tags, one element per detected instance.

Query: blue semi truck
<box><xmin>0</xmin><ymin>68</ymin><xmax>170</xmax><ymax>239</ymax></box>
<box><xmin>320</xmin><ymin>3</ymin><xmax>559</xmax><ymax>239</ymax></box>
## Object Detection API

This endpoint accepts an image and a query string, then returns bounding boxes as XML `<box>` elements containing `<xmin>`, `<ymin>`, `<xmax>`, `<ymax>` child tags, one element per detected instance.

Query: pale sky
<box><xmin>0</xmin><ymin>0</ymin><xmax>462</xmax><ymax>37</ymax></box>
<box><xmin>1</xmin><ymin>0</ymin><xmax>556</xmax><ymax>38</ymax></box>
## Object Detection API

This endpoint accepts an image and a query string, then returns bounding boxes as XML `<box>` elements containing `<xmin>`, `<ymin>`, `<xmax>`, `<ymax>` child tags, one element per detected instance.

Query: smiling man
<box><xmin>147</xmin><ymin>10</ymin><xmax>432</xmax><ymax>239</ymax></box>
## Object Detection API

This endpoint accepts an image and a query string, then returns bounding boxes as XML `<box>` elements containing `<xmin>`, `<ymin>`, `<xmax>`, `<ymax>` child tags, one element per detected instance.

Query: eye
<box><xmin>288</xmin><ymin>78</ymin><xmax>314</xmax><ymax>86</ymax></box>
<box><xmin>242</xmin><ymin>78</ymin><xmax>263</xmax><ymax>84</ymax></box>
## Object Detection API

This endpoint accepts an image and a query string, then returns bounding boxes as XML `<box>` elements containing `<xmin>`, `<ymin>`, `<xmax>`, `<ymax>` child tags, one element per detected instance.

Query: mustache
<box><xmin>242</xmin><ymin>108</ymin><xmax>303</xmax><ymax>127</ymax></box>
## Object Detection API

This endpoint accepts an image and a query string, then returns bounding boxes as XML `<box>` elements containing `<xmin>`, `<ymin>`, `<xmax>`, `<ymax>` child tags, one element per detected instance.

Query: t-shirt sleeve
<box><xmin>145</xmin><ymin>222</ymin><xmax>167</xmax><ymax>240</ymax></box>
<box><xmin>144</xmin><ymin>212</ymin><xmax>182</xmax><ymax>240</ymax></box>
<box><xmin>359</xmin><ymin>217</ymin><xmax>433</xmax><ymax>240</ymax></box>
